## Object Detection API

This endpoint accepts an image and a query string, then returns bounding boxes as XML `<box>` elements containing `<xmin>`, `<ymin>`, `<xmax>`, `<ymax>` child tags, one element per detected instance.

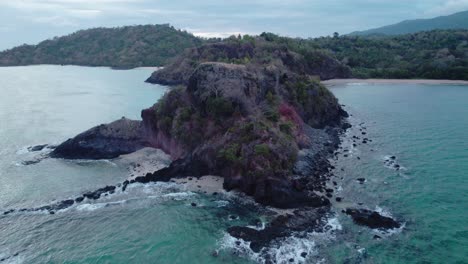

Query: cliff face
<box><xmin>146</xmin><ymin>38</ymin><xmax>351</xmax><ymax>85</ymax></box>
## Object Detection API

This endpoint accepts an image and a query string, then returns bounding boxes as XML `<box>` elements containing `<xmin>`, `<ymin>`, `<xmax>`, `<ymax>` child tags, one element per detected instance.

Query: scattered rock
<box><xmin>228</xmin><ymin>208</ymin><xmax>325</xmax><ymax>253</ymax></box>
<box><xmin>83</xmin><ymin>186</ymin><xmax>116</xmax><ymax>200</ymax></box>
<box><xmin>356</xmin><ymin>178</ymin><xmax>366</xmax><ymax>184</ymax></box>
<box><xmin>28</xmin><ymin>144</ymin><xmax>48</xmax><ymax>152</ymax></box>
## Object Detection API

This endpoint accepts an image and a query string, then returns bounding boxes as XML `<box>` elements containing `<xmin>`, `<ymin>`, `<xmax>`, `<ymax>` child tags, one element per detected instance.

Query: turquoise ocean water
<box><xmin>0</xmin><ymin>66</ymin><xmax>466</xmax><ymax>263</ymax></box>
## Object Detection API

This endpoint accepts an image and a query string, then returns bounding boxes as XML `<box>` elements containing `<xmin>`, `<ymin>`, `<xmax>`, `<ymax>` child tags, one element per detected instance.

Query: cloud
<box><xmin>426</xmin><ymin>0</ymin><xmax>468</xmax><ymax>16</ymax></box>
<box><xmin>1</xmin><ymin>0</ymin><xmax>467</xmax><ymax>51</ymax></box>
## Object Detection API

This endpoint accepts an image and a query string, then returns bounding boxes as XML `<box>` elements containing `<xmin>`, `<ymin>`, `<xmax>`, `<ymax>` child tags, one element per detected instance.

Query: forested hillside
<box><xmin>350</xmin><ymin>10</ymin><xmax>468</xmax><ymax>36</ymax></box>
<box><xmin>0</xmin><ymin>24</ymin><xmax>203</xmax><ymax>68</ymax></box>
<box><xmin>261</xmin><ymin>30</ymin><xmax>468</xmax><ymax>80</ymax></box>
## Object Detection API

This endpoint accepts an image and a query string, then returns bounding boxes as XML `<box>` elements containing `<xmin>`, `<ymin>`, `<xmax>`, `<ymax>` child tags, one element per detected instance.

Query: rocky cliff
<box><xmin>140</xmin><ymin>59</ymin><xmax>348</xmax><ymax>208</ymax></box>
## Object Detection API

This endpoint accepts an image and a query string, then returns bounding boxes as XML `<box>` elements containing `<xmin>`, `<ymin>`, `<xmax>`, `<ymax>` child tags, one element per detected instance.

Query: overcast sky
<box><xmin>1</xmin><ymin>0</ymin><xmax>467</xmax><ymax>50</ymax></box>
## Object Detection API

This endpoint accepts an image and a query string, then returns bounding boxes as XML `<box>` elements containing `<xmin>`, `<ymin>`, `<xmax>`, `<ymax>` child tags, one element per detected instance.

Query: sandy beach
<box><xmin>323</xmin><ymin>78</ymin><xmax>468</xmax><ymax>86</ymax></box>
<box><xmin>116</xmin><ymin>147</ymin><xmax>225</xmax><ymax>194</ymax></box>
<box><xmin>172</xmin><ymin>175</ymin><xmax>225</xmax><ymax>194</ymax></box>
<box><xmin>115</xmin><ymin>147</ymin><xmax>172</xmax><ymax>177</ymax></box>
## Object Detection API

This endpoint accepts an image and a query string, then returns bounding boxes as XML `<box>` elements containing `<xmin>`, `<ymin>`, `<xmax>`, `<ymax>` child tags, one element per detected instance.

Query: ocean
<box><xmin>0</xmin><ymin>66</ymin><xmax>466</xmax><ymax>263</ymax></box>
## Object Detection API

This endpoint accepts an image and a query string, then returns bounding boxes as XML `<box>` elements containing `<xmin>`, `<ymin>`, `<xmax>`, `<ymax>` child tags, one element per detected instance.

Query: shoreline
<box><xmin>323</xmin><ymin>78</ymin><xmax>468</xmax><ymax>86</ymax></box>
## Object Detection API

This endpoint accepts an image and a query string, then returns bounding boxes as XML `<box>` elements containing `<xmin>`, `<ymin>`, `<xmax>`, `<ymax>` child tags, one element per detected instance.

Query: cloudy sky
<box><xmin>1</xmin><ymin>0</ymin><xmax>467</xmax><ymax>50</ymax></box>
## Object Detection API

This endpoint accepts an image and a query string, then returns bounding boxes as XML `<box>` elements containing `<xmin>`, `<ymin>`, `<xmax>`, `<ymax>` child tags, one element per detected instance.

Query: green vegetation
<box><xmin>254</xmin><ymin>144</ymin><xmax>270</xmax><ymax>156</ymax></box>
<box><xmin>260</xmin><ymin>30</ymin><xmax>468</xmax><ymax>80</ymax></box>
<box><xmin>3</xmin><ymin>24</ymin><xmax>466</xmax><ymax>80</ymax></box>
<box><xmin>0</xmin><ymin>24</ymin><xmax>203</xmax><ymax>68</ymax></box>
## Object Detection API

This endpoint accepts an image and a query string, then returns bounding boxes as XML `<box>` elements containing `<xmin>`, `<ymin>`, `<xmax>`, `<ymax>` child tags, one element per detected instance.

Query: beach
<box><xmin>323</xmin><ymin>78</ymin><xmax>468</xmax><ymax>86</ymax></box>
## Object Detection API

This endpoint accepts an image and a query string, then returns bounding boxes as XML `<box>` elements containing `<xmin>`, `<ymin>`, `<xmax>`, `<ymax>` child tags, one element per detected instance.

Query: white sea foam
<box><xmin>219</xmin><ymin>216</ymin><xmax>342</xmax><ymax>264</ymax></box>
<box><xmin>247</xmin><ymin>220</ymin><xmax>266</xmax><ymax>231</ymax></box>
<box><xmin>214</xmin><ymin>200</ymin><xmax>230</xmax><ymax>207</ymax></box>
<box><xmin>375</xmin><ymin>206</ymin><xmax>392</xmax><ymax>217</ymax></box>
<box><xmin>76</xmin><ymin>203</ymin><xmax>108</xmax><ymax>212</ymax></box>
<box><xmin>15</xmin><ymin>147</ymin><xmax>29</xmax><ymax>155</ymax></box>
<box><xmin>162</xmin><ymin>191</ymin><xmax>196</xmax><ymax>200</ymax></box>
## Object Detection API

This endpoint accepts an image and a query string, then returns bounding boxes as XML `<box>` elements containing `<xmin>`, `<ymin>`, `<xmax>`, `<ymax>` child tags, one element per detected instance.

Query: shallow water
<box><xmin>1</xmin><ymin>67</ymin><xmax>467</xmax><ymax>263</ymax></box>
<box><xmin>326</xmin><ymin>83</ymin><xmax>468</xmax><ymax>263</ymax></box>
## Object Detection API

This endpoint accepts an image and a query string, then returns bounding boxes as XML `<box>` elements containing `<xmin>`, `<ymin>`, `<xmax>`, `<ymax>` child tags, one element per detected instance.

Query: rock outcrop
<box><xmin>51</xmin><ymin>118</ymin><xmax>149</xmax><ymax>159</ymax></box>
<box><xmin>345</xmin><ymin>208</ymin><xmax>401</xmax><ymax>229</ymax></box>
<box><xmin>140</xmin><ymin>60</ymin><xmax>349</xmax><ymax>208</ymax></box>
<box><xmin>228</xmin><ymin>208</ymin><xmax>328</xmax><ymax>253</ymax></box>
<box><xmin>146</xmin><ymin>38</ymin><xmax>351</xmax><ymax>85</ymax></box>
<box><xmin>52</xmin><ymin>38</ymin><xmax>350</xmax><ymax>210</ymax></box>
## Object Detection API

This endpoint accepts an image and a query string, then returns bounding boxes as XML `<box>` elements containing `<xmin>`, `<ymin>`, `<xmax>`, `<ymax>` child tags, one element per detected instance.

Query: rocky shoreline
<box><xmin>3</xmin><ymin>36</ymin><xmax>402</xmax><ymax>258</ymax></box>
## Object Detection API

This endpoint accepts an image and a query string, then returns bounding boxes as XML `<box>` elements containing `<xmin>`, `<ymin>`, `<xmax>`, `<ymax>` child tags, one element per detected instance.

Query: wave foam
<box><xmin>219</xmin><ymin>216</ymin><xmax>342</xmax><ymax>264</ymax></box>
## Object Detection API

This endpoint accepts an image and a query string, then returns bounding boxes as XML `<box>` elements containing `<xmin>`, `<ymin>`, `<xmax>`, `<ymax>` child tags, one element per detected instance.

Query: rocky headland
<box><xmin>31</xmin><ymin>36</ymin><xmax>400</xmax><ymax>253</ymax></box>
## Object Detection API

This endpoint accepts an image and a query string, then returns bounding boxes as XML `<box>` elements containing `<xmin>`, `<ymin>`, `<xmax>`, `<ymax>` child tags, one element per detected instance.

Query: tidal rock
<box><xmin>345</xmin><ymin>208</ymin><xmax>400</xmax><ymax>229</ymax></box>
<box><xmin>357</xmin><ymin>178</ymin><xmax>366</xmax><ymax>184</ymax></box>
<box><xmin>83</xmin><ymin>186</ymin><xmax>116</xmax><ymax>200</ymax></box>
<box><xmin>51</xmin><ymin>118</ymin><xmax>149</xmax><ymax>159</ymax></box>
<box><xmin>228</xmin><ymin>208</ymin><xmax>326</xmax><ymax>253</ymax></box>
<box><xmin>28</xmin><ymin>144</ymin><xmax>48</xmax><ymax>152</ymax></box>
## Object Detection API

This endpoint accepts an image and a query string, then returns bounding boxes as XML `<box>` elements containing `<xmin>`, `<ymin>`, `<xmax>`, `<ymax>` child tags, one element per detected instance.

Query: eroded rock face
<box><xmin>51</xmin><ymin>118</ymin><xmax>149</xmax><ymax>159</ymax></box>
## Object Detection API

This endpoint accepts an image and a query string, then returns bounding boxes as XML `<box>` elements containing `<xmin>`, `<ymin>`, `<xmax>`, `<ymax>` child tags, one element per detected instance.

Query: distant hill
<box><xmin>350</xmin><ymin>10</ymin><xmax>468</xmax><ymax>36</ymax></box>
<box><xmin>0</xmin><ymin>24</ymin><xmax>204</xmax><ymax>68</ymax></box>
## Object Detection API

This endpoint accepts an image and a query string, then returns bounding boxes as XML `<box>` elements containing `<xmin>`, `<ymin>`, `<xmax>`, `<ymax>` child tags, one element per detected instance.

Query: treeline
<box><xmin>0</xmin><ymin>24</ymin><xmax>203</xmax><ymax>68</ymax></box>
<box><xmin>260</xmin><ymin>30</ymin><xmax>468</xmax><ymax>80</ymax></box>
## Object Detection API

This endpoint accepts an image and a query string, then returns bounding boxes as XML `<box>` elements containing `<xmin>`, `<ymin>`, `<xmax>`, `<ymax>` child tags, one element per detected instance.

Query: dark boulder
<box><xmin>51</xmin><ymin>118</ymin><xmax>149</xmax><ymax>159</ymax></box>
<box><xmin>228</xmin><ymin>208</ymin><xmax>326</xmax><ymax>252</ymax></box>
<box><xmin>345</xmin><ymin>208</ymin><xmax>400</xmax><ymax>229</ymax></box>
<box><xmin>28</xmin><ymin>144</ymin><xmax>48</xmax><ymax>152</ymax></box>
